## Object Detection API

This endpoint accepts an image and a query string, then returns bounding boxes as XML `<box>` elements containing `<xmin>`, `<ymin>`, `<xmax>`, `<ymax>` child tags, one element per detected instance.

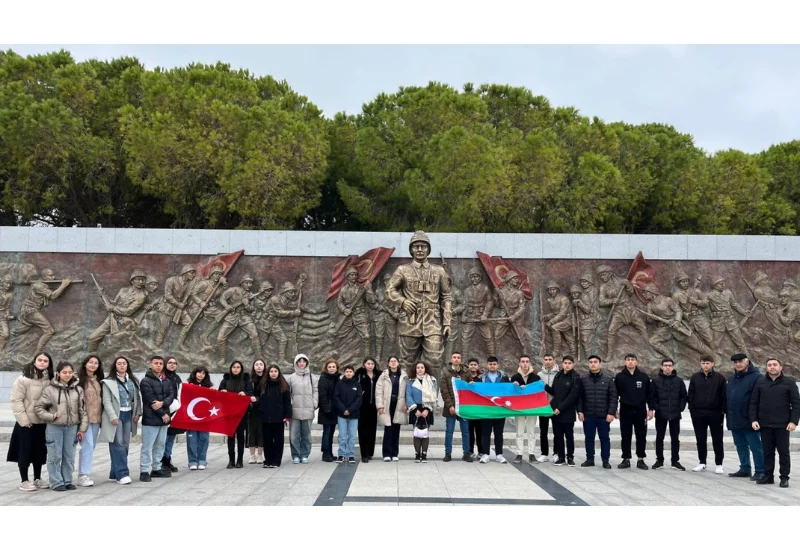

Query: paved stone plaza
<box><xmin>1</xmin><ymin>439</ymin><xmax>798</xmax><ymax>506</ymax></box>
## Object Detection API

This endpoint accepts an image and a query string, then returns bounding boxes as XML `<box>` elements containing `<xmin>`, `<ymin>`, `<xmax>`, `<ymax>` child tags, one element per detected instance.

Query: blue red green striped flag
<box><xmin>453</xmin><ymin>378</ymin><xmax>553</xmax><ymax>420</ymax></box>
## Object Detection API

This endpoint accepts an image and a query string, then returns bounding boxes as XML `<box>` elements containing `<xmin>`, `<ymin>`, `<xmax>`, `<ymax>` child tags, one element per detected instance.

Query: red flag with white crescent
<box><xmin>476</xmin><ymin>251</ymin><xmax>533</xmax><ymax>300</ymax></box>
<box><xmin>327</xmin><ymin>247</ymin><xmax>395</xmax><ymax>301</ymax></box>
<box><xmin>170</xmin><ymin>383</ymin><xmax>251</xmax><ymax>437</ymax></box>
<box><xmin>626</xmin><ymin>251</ymin><xmax>656</xmax><ymax>302</ymax></box>
<box><xmin>195</xmin><ymin>250</ymin><xmax>244</xmax><ymax>279</ymax></box>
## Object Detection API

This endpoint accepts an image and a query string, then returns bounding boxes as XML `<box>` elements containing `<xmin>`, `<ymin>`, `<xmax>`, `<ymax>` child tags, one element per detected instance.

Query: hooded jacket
<box><xmin>259</xmin><ymin>378</ymin><xmax>292</xmax><ymax>424</ymax></box>
<box><xmin>287</xmin><ymin>354</ymin><xmax>318</xmax><ymax>420</ymax></box>
<box><xmin>334</xmin><ymin>374</ymin><xmax>363</xmax><ymax>419</ymax></box>
<box><xmin>614</xmin><ymin>367</ymin><xmax>655</xmax><ymax>409</ymax></box>
<box><xmin>577</xmin><ymin>371</ymin><xmax>618</xmax><ymax>418</ymax></box>
<box><xmin>375</xmin><ymin>368</ymin><xmax>408</xmax><ymax>426</ymax></box>
<box><xmin>511</xmin><ymin>368</ymin><xmax>541</xmax><ymax>387</ymax></box>
<box><xmin>139</xmin><ymin>370</ymin><xmax>175</xmax><ymax>427</ymax></box>
<box><xmin>546</xmin><ymin>369</ymin><xmax>581</xmax><ymax>423</ymax></box>
<box><xmin>726</xmin><ymin>363</ymin><xmax>761</xmax><ymax>430</ymax></box>
<box><xmin>538</xmin><ymin>365</ymin><xmax>560</xmax><ymax>402</ymax></box>
<box><xmin>651</xmin><ymin>371</ymin><xmax>687</xmax><ymax>421</ymax></box>
<box><xmin>317</xmin><ymin>371</ymin><xmax>340</xmax><ymax>425</ymax></box>
<box><xmin>35</xmin><ymin>376</ymin><xmax>89</xmax><ymax>432</ymax></box>
<box><xmin>750</xmin><ymin>373</ymin><xmax>800</xmax><ymax>428</ymax></box>
<box><xmin>11</xmin><ymin>374</ymin><xmax>52</xmax><ymax>426</ymax></box>
<box><xmin>439</xmin><ymin>363</ymin><xmax>470</xmax><ymax>417</ymax></box>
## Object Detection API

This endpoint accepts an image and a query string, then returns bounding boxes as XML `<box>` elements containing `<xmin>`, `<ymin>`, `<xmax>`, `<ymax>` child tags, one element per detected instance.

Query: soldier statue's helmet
<box><xmin>145</xmin><ymin>275</ymin><xmax>158</xmax><ymax>286</ymax></box>
<box><xmin>595</xmin><ymin>264</ymin><xmax>613</xmax><ymax>275</ymax></box>
<box><xmin>546</xmin><ymin>280</ymin><xmax>560</xmax><ymax>290</ymax></box>
<box><xmin>712</xmin><ymin>275</ymin><xmax>725</xmax><ymax>286</ymax></box>
<box><xmin>180</xmin><ymin>264</ymin><xmax>197</xmax><ymax>276</ymax></box>
<box><xmin>240</xmin><ymin>274</ymin><xmax>255</xmax><ymax>284</ymax></box>
<box><xmin>209</xmin><ymin>264</ymin><xmax>225</xmax><ymax>276</ymax></box>
<box><xmin>129</xmin><ymin>269</ymin><xmax>147</xmax><ymax>282</ymax></box>
<box><xmin>468</xmin><ymin>267</ymin><xmax>482</xmax><ymax>278</ymax></box>
<box><xmin>408</xmin><ymin>230</ymin><xmax>431</xmax><ymax>254</ymax></box>
<box><xmin>41</xmin><ymin>268</ymin><xmax>55</xmax><ymax>279</ymax></box>
<box><xmin>579</xmin><ymin>271</ymin><xmax>594</xmax><ymax>283</ymax></box>
<box><xmin>569</xmin><ymin>284</ymin><xmax>582</xmax><ymax>295</ymax></box>
<box><xmin>754</xmin><ymin>271</ymin><xmax>769</xmax><ymax>284</ymax></box>
<box><xmin>675</xmin><ymin>269</ymin><xmax>689</xmax><ymax>282</ymax></box>
<box><xmin>783</xmin><ymin>279</ymin><xmax>798</xmax><ymax>289</ymax></box>
<box><xmin>1</xmin><ymin>274</ymin><xmax>13</xmax><ymax>284</ymax></box>
<box><xmin>259</xmin><ymin>281</ymin><xmax>274</xmax><ymax>292</ymax></box>
<box><xmin>779</xmin><ymin>288</ymin><xmax>792</xmax><ymax>298</ymax></box>
<box><xmin>346</xmin><ymin>266</ymin><xmax>359</xmax><ymax>277</ymax></box>
<box><xmin>505</xmin><ymin>270</ymin><xmax>520</xmax><ymax>282</ymax></box>
<box><xmin>281</xmin><ymin>281</ymin><xmax>297</xmax><ymax>294</ymax></box>
<box><xmin>641</xmin><ymin>283</ymin><xmax>661</xmax><ymax>296</ymax></box>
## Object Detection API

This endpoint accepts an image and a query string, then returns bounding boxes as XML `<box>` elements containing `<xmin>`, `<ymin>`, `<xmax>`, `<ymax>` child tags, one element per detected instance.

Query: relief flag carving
<box><xmin>475</xmin><ymin>252</ymin><xmax>533</xmax><ymax>300</ymax></box>
<box><xmin>327</xmin><ymin>247</ymin><xmax>395</xmax><ymax>301</ymax></box>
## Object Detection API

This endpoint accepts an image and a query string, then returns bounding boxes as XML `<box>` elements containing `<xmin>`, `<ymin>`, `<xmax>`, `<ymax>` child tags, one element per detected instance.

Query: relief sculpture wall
<box><xmin>1</xmin><ymin>233</ymin><xmax>799</xmax><ymax>377</ymax></box>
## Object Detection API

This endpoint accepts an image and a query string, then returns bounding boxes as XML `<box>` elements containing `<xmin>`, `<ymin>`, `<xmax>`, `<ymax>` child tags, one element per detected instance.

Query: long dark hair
<box><xmin>188</xmin><ymin>366</ymin><xmax>213</xmax><ymax>388</ymax></box>
<box><xmin>251</xmin><ymin>359</ymin><xmax>267</xmax><ymax>382</ymax></box>
<box><xmin>109</xmin><ymin>355</ymin><xmax>140</xmax><ymax>390</ymax></box>
<box><xmin>225</xmin><ymin>360</ymin><xmax>246</xmax><ymax>393</ymax></box>
<box><xmin>409</xmin><ymin>361</ymin><xmax>431</xmax><ymax>378</ymax></box>
<box><xmin>78</xmin><ymin>355</ymin><xmax>104</xmax><ymax>389</ymax></box>
<box><xmin>22</xmin><ymin>352</ymin><xmax>54</xmax><ymax>380</ymax></box>
<box><xmin>360</xmin><ymin>356</ymin><xmax>381</xmax><ymax>377</ymax></box>
<box><xmin>262</xmin><ymin>363</ymin><xmax>289</xmax><ymax>393</ymax></box>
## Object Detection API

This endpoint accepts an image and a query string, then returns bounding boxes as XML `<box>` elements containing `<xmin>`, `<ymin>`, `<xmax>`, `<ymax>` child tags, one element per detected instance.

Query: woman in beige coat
<box><xmin>35</xmin><ymin>362</ymin><xmax>88</xmax><ymax>492</ymax></box>
<box><xmin>100</xmin><ymin>356</ymin><xmax>142</xmax><ymax>485</ymax></box>
<box><xmin>7</xmin><ymin>353</ymin><xmax>54</xmax><ymax>492</ymax></box>
<box><xmin>375</xmin><ymin>356</ymin><xmax>408</xmax><ymax>462</ymax></box>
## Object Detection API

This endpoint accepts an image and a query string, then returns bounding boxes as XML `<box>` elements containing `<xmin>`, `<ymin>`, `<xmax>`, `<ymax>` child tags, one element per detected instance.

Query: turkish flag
<box><xmin>170</xmin><ymin>383</ymin><xmax>251</xmax><ymax>437</ymax></box>
<box><xmin>626</xmin><ymin>251</ymin><xmax>657</xmax><ymax>303</ymax></box>
<box><xmin>327</xmin><ymin>247</ymin><xmax>395</xmax><ymax>301</ymax></box>
<box><xmin>476</xmin><ymin>251</ymin><xmax>533</xmax><ymax>300</ymax></box>
<box><xmin>195</xmin><ymin>250</ymin><xmax>244</xmax><ymax>279</ymax></box>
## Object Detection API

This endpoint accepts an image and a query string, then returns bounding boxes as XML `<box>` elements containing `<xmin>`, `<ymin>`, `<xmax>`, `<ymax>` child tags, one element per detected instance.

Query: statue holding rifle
<box><xmin>87</xmin><ymin>269</ymin><xmax>148</xmax><ymax>351</ymax></box>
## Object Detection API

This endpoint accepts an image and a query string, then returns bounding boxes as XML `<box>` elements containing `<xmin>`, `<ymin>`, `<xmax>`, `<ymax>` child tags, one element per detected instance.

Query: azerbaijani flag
<box><xmin>453</xmin><ymin>379</ymin><xmax>553</xmax><ymax>420</ymax></box>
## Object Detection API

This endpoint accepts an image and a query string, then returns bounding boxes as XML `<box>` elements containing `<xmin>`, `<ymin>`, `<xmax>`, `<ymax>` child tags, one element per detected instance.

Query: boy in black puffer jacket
<box><xmin>334</xmin><ymin>365</ymin><xmax>362</xmax><ymax>464</ymax></box>
<box><xmin>651</xmin><ymin>358</ymin><xmax>687</xmax><ymax>471</ymax></box>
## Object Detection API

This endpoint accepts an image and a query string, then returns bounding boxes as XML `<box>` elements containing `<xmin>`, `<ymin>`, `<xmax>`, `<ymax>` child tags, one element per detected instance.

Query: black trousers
<box><xmin>382</xmin><ymin>399</ymin><xmax>401</xmax><ymax>458</ymax></box>
<box><xmin>655</xmin><ymin>417</ymin><xmax>681</xmax><ymax>462</ymax></box>
<box><xmin>469</xmin><ymin>419</ymin><xmax>486</xmax><ymax>455</ymax></box>
<box><xmin>227</xmin><ymin>418</ymin><xmax>246</xmax><ymax>462</ymax></box>
<box><xmin>619</xmin><ymin>405</ymin><xmax>648</xmax><ymax>459</ymax></box>
<box><xmin>539</xmin><ymin>416</ymin><xmax>551</xmax><ymax>456</ymax></box>
<box><xmin>552</xmin><ymin>421</ymin><xmax>574</xmax><ymax>460</ymax></box>
<box><xmin>481</xmin><ymin>419</ymin><xmax>505</xmax><ymax>456</ymax></box>
<box><xmin>262</xmin><ymin>422</ymin><xmax>285</xmax><ymax>467</ymax></box>
<box><xmin>358</xmin><ymin>403</ymin><xmax>378</xmax><ymax>458</ymax></box>
<box><xmin>690</xmin><ymin>410</ymin><xmax>724</xmax><ymax>465</ymax></box>
<box><xmin>761</xmin><ymin>427</ymin><xmax>791</xmax><ymax>480</ymax></box>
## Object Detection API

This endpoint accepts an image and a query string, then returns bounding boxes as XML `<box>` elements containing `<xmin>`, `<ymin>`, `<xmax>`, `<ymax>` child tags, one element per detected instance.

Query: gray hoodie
<box><xmin>287</xmin><ymin>353</ymin><xmax>319</xmax><ymax>420</ymax></box>
<box><xmin>539</xmin><ymin>365</ymin><xmax>560</xmax><ymax>402</ymax></box>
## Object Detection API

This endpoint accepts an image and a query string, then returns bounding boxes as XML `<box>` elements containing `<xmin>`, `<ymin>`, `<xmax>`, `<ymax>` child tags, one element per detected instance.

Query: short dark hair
<box><xmin>487</xmin><ymin>355</ymin><xmax>499</xmax><ymax>363</ymax></box>
<box><xmin>624</xmin><ymin>353</ymin><xmax>637</xmax><ymax>360</ymax></box>
<box><xmin>343</xmin><ymin>365</ymin><xmax>355</xmax><ymax>372</ymax></box>
<box><xmin>766</xmin><ymin>357</ymin><xmax>782</xmax><ymax>366</ymax></box>
<box><xmin>467</xmin><ymin>358</ymin><xmax>480</xmax><ymax>365</ymax></box>
<box><xmin>700</xmin><ymin>355</ymin><xmax>715</xmax><ymax>363</ymax></box>
<box><xmin>451</xmin><ymin>351</ymin><xmax>462</xmax><ymax>357</ymax></box>
<box><xmin>543</xmin><ymin>353</ymin><xmax>554</xmax><ymax>359</ymax></box>
<box><xmin>149</xmin><ymin>355</ymin><xmax>164</xmax><ymax>364</ymax></box>
<box><xmin>562</xmin><ymin>355</ymin><xmax>574</xmax><ymax>363</ymax></box>
<box><xmin>55</xmin><ymin>361</ymin><xmax>74</xmax><ymax>374</ymax></box>
<box><xmin>588</xmin><ymin>355</ymin><xmax>602</xmax><ymax>362</ymax></box>
<box><xmin>661</xmin><ymin>358</ymin><xmax>674</xmax><ymax>365</ymax></box>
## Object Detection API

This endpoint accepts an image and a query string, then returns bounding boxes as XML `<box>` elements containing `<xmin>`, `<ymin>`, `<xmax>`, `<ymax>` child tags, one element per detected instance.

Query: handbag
<box><xmin>413</xmin><ymin>415</ymin><xmax>429</xmax><ymax>439</ymax></box>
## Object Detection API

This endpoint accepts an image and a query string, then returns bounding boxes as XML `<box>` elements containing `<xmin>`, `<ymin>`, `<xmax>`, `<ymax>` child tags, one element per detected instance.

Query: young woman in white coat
<box><xmin>100</xmin><ymin>356</ymin><xmax>142</xmax><ymax>485</ymax></box>
<box><xmin>375</xmin><ymin>356</ymin><xmax>408</xmax><ymax>462</ymax></box>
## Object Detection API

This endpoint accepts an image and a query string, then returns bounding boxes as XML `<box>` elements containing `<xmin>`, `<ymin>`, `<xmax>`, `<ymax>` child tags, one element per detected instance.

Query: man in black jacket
<box><xmin>614</xmin><ymin>353</ymin><xmax>655</xmax><ymax>470</ymax></box>
<box><xmin>578</xmin><ymin>355</ymin><xmax>617</xmax><ymax>469</ymax></box>
<box><xmin>546</xmin><ymin>355</ymin><xmax>581</xmax><ymax>466</ymax></box>
<box><xmin>750</xmin><ymin>358</ymin><xmax>800</xmax><ymax>487</ymax></box>
<box><xmin>688</xmin><ymin>355</ymin><xmax>727</xmax><ymax>474</ymax></box>
<box><xmin>139</xmin><ymin>355</ymin><xmax>175</xmax><ymax>482</ymax></box>
<box><xmin>651</xmin><ymin>358</ymin><xmax>687</xmax><ymax>471</ymax></box>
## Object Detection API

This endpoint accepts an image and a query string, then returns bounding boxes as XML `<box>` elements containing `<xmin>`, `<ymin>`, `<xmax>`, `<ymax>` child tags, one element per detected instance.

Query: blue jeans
<box><xmin>732</xmin><ymin>429</ymin><xmax>765</xmax><ymax>475</ymax></box>
<box><xmin>445</xmin><ymin>416</ymin><xmax>471</xmax><ymax>454</ymax></box>
<box><xmin>289</xmin><ymin>419</ymin><xmax>312</xmax><ymax>459</ymax></box>
<box><xmin>163</xmin><ymin>432</ymin><xmax>176</xmax><ymax>459</ymax></box>
<box><xmin>78</xmin><ymin>422</ymin><xmax>100</xmax><ymax>476</ymax></box>
<box><xmin>45</xmin><ymin>424</ymin><xmax>78</xmax><ymax>489</ymax></box>
<box><xmin>337</xmin><ymin>417</ymin><xmax>358</xmax><ymax>458</ymax></box>
<box><xmin>583</xmin><ymin>416</ymin><xmax>611</xmax><ymax>461</ymax></box>
<box><xmin>186</xmin><ymin>430</ymin><xmax>210</xmax><ymax>467</ymax></box>
<box><xmin>321</xmin><ymin>424</ymin><xmax>336</xmax><ymax>458</ymax></box>
<box><xmin>140</xmin><ymin>424</ymin><xmax>168</xmax><ymax>474</ymax></box>
<box><xmin>109</xmin><ymin>410</ymin><xmax>132</xmax><ymax>480</ymax></box>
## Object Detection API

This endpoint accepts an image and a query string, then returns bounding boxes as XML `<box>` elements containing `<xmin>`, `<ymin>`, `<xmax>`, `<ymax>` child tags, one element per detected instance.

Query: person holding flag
<box><xmin>258</xmin><ymin>364</ymin><xmax>292</xmax><ymax>468</ymax></box>
<box><xmin>440</xmin><ymin>351</ymin><xmax>472</xmax><ymax>463</ymax></box>
<box><xmin>511</xmin><ymin>355</ymin><xmax>541</xmax><ymax>464</ymax></box>
<box><xmin>479</xmin><ymin>356</ymin><xmax>511</xmax><ymax>464</ymax></box>
<box><xmin>185</xmin><ymin>367</ymin><xmax>213</xmax><ymax>471</ymax></box>
<box><xmin>219</xmin><ymin>360</ymin><xmax>255</xmax><ymax>469</ymax></box>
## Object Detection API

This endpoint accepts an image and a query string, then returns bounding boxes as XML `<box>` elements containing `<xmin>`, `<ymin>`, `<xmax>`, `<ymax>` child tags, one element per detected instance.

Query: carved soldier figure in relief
<box><xmin>671</xmin><ymin>270</ymin><xmax>714</xmax><ymax>350</ymax></box>
<box><xmin>751</xmin><ymin>270</ymin><xmax>784</xmax><ymax>333</ymax></box>
<box><xmin>596</xmin><ymin>265</ymin><xmax>648</xmax><ymax>360</ymax></box>
<box><xmin>175</xmin><ymin>265</ymin><xmax>228</xmax><ymax>349</ymax></box>
<box><xmin>707</xmin><ymin>276</ymin><xmax>749</xmax><ymax>354</ymax></box>
<box><xmin>571</xmin><ymin>284</ymin><xmax>597</xmax><ymax>356</ymax></box>
<box><xmin>16</xmin><ymin>268</ymin><xmax>72</xmax><ymax>356</ymax></box>
<box><xmin>641</xmin><ymin>283</ymin><xmax>716</xmax><ymax>361</ymax></box>
<box><xmin>778</xmin><ymin>288</ymin><xmax>800</xmax><ymax>342</ymax></box>
<box><xmin>386</xmin><ymin>231</ymin><xmax>452</xmax><ymax>371</ymax></box>
<box><xmin>335</xmin><ymin>266</ymin><xmax>376</xmax><ymax>358</ymax></box>
<box><xmin>154</xmin><ymin>264</ymin><xmax>196</xmax><ymax>346</ymax></box>
<box><xmin>493</xmin><ymin>271</ymin><xmax>532</xmax><ymax>356</ymax></box>
<box><xmin>372</xmin><ymin>272</ymin><xmax>399</xmax><ymax>362</ymax></box>
<box><xmin>259</xmin><ymin>281</ymin><xmax>301</xmax><ymax>363</ymax></box>
<box><xmin>0</xmin><ymin>275</ymin><xmax>15</xmax><ymax>351</ymax></box>
<box><xmin>462</xmin><ymin>267</ymin><xmax>495</xmax><ymax>359</ymax></box>
<box><xmin>216</xmin><ymin>275</ymin><xmax>264</xmax><ymax>360</ymax></box>
<box><xmin>445</xmin><ymin>281</ymin><xmax>466</xmax><ymax>361</ymax></box>
<box><xmin>87</xmin><ymin>269</ymin><xmax>148</xmax><ymax>351</ymax></box>
<box><xmin>543</xmin><ymin>281</ymin><xmax>575</xmax><ymax>357</ymax></box>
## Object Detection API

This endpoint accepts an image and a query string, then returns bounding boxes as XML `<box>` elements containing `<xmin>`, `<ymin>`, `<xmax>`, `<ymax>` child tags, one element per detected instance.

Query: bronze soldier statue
<box><xmin>216</xmin><ymin>274</ymin><xmax>264</xmax><ymax>360</ymax></box>
<box><xmin>672</xmin><ymin>270</ymin><xmax>714</xmax><ymax>350</ymax></box>
<box><xmin>493</xmin><ymin>271</ymin><xmax>532</xmax><ymax>356</ymax></box>
<box><xmin>570</xmin><ymin>284</ymin><xmax>598</xmax><ymax>358</ymax></box>
<box><xmin>87</xmin><ymin>269</ymin><xmax>148</xmax><ymax>351</ymax></box>
<box><xmin>16</xmin><ymin>268</ymin><xmax>72</xmax><ymax>356</ymax></box>
<box><xmin>462</xmin><ymin>267</ymin><xmax>495</xmax><ymax>359</ymax></box>
<box><xmin>386</xmin><ymin>231</ymin><xmax>452</xmax><ymax>371</ymax></box>
<box><xmin>154</xmin><ymin>264</ymin><xmax>196</xmax><ymax>347</ymax></box>
<box><xmin>334</xmin><ymin>266</ymin><xmax>377</xmax><ymax>358</ymax></box>
<box><xmin>778</xmin><ymin>288</ymin><xmax>800</xmax><ymax>342</ymax></box>
<box><xmin>596</xmin><ymin>264</ymin><xmax>648</xmax><ymax>361</ymax></box>
<box><xmin>707</xmin><ymin>276</ymin><xmax>749</xmax><ymax>354</ymax></box>
<box><xmin>543</xmin><ymin>281</ymin><xmax>575</xmax><ymax>357</ymax></box>
<box><xmin>0</xmin><ymin>275</ymin><xmax>14</xmax><ymax>351</ymax></box>
<box><xmin>372</xmin><ymin>272</ymin><xmax>399</xmax><ymax>362</ymax></box>
<box><xmin>751</xmin><ymin>270</ymin><xmax>783</xmax><ymax>333</ymax></box>
<box><xmin>259</xmin><ymin>281</ymin><xmax>301</xmax><ymax>364</ymax></box>
<box><xmin>176</xmin><ymin>265</ymin><xmax>228</xmax><ymax>349</ymax></box>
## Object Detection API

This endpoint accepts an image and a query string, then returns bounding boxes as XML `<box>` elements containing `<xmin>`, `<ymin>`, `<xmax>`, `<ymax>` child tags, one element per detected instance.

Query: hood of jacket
<box><xmin>294</xmin><ymin>353</ymin><xmax>310</xmax><ymax>367</ymax></box>
<box><xmin>516</xmin><ymin>367</ymin><xmax>536</xmax><ymax>381</ymax></box>
<box><xmin>50</xmin><ymin>375</ymin><xmax>80</xmax><ymax>390</ymax></box>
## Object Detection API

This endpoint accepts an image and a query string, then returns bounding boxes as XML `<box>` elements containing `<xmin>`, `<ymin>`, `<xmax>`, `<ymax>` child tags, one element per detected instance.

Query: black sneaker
<box><xmin>529</xmin><ymin>454</ymin><xmax>536</xmax><ymax>463</ymax></box>
<box><xmin>602</xmin><ymin>462</ymin><xmax>612</xmax><ymax>469</ymax></box>
<box><xmin>750</xmin><ymin>473</ymin><xmax>765</xmax><ymax>481</ymax></box>
<box><xmin>553</xmin><ymin>458</ymin><xmax>566</xmax><ymax>466</ymax></box>
<box><xmin>780</xmin><ymin>479</ymin><xmax>789</xmax><ymax>488</ymax></box>
<box><xmin>420</xmin><ymin>453</ymin><xmax>428</xmax><ymax>463</ymax></box>
<box><xmin>348</xmin><ymin>457</ymin><xmax>356</xmax><ymax>464</ymax></box>
<box><xmin>443</xmin><ymin>453</ymin><xmax>452</xmax><ymax>462</ymax></box>
<box><xmin>513</xmin><ymin>454</ymin><xmax>523</xmax><ymax>464</ymax></box>
<box><xmin>652</xmin><ymin>459</ymin><xmax>664</xmax><ymax>470</ymax></box>
<box><xmin>728</xmin><ymin>470</ymin><xmax>750</xmax><ymax>478</ymax></box>
<box><xmin>226</xmin><ymin>461</ymin><xmax>235</xmax><ymax>469</ymax></box>
<box><xmin>139</xmin><ymin>473</ymin><xmax>151</xmax><ymax>482</ymax></box>
<box><xmin>150</xmin><ymin>469</ymin><xmax>171</xmax><ymax>478</ymax></box>
<box><xmin>263</xmin><ymin>463</ymin><xmax>270</xmax><ymax>468</ymax></box>
<box><xmin>462</xmin><ymin>453</ymin><xmax>474</xmax><ymax>462</ymax></box>
<box><xmin>580</xmin><ymin>459</ymin><xmax>595</xmax><ymax>467</ymax></box>
<box><xmin>321</xmin><ymin>455</ymin><xmax>334</xmax><ymax>463</ymax></box>
<box><xmin>671</xmin><ymin>461</ymin><xmax>686</xmax><ymax>471</ymax></box>
<box><xmin>361</xmin><ymin>457</ymin><xmax>370</xmax><ymax>463</ymax></box>
<box><xmin>567</xmin><ymin>458</ymin><xmax>575</xmax><ymax>467</ymax></box>
<box><xmin>53</xmin><ymin>485</ymin><xmax>67</xmax><ymax>492</ymax></box>
<box><xmin>163</xmin><ymin>458</ymin><xmax>178</xmax><ymax>473</ymax></box>
<box><xmin>336</xmin><ymin>456</ymin><xmax>345</xmax><ymax>463</ymax></box>
<box><xmin>756</xmin><ymin>476</ymin><xmax>775</xmax><ymax>485</ymax></box>
<box><xmin>636</xmin><ymin>459</ymin><xmax>649</xmax><ymax>470</ymax></box>
<box><xmin>415</xmin><ymin>453</ymin><xmax>421</xmax><ymax>463</ymax></box>
<box><xmin>618</xmin><ymin>459</ymin><xmax>631</xmax><ymax>469</ymax></box>
<box><xmin>65</xmin><ymin>484</ymin><xmax>76</xmax><ymax>490</ymax></box>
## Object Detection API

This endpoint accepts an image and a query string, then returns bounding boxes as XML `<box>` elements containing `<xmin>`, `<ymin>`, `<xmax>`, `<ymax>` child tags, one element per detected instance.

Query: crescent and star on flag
<box><xmin>186</xmin><ymin>397</ymin><xmax>221</xmax><ymax>421</ymax></box>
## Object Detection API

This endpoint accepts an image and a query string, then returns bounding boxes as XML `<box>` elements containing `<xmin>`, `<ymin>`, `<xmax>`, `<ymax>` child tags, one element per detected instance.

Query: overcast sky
<box><xmin>4</xmin><ymin>44</ymin><xmax>799</xmax><ymax>154</ymax></box>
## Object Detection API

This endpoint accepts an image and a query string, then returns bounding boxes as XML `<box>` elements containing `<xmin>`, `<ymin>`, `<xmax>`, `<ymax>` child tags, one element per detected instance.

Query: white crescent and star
<box><xmin>187</xmin><ymin>397</ymin><xmax>214</xmax><ymax>421</ymax></box>
<box><xmin>488</xmin><ymin>396</ymin><xmax>513</xmax><ymax>407</ymax></box>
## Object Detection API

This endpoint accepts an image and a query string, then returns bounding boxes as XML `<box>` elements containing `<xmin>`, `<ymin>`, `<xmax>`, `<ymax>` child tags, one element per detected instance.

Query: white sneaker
<box><xmin>539</xmin><ymin>455</ymin><xmax>549</xmax><ymax>463</ymax></box>
<box><xmin>292</xmin><ymin>457</ymin><xmax>300</xmax><ymax>464</ymax></box>
<box><xmin>301</xmin><ymin>457</ymin><xmax>309</xmax><ymax>464</ymax></box>
<box><xmin>479</xmin><ymin>454</ymin><xmax>489</xmax><ymax>464</ymax></box>
<box><xmin>117</xmin><ymin>476</ymin><xmax>132</xmax><ymax>485</ymax></box>
<box><xmin>257</xmin><ymin>456</ymin><xmax>264</xmax><ymax>464</ymax></box>
<box><xmin>198</xmin><ymin>465</ymin><xmax>206</xmax><ymax>470</ymax></box>
<box><xmin>383</xmin><ymin>457</ymin><xmax>391</xmax><ymax>462</ymax></box>
<box><xmin>715</xmin><ymin>465</ymin><xmax>724</xmax><ymax>475</ymax></box>
<box><xmin>77</xmin><ymin>475</ymin><xmax>94</xmax><ymax>487</ymax></box>
<box><xmin>692</xmin><ymin>463</ymin><xmax>706</xmax><ymax>472</ymax></box>
<box><xmin>33</xmin><ymin>479</ymin><xmax>49</xmax><ymax>489</ymax></box>
<box><xmin>391</xmin><ymin>457</ymin><xmax>399</xmax><ymax>462</ymax></box>
<box><xmin>496</xmin><ymin>455</ymin><xmax>508</xmax><ymax>464</ymax></box>
<box><xmin>248</xmin><ymin>456</ymin><xmax>257</xmax><ymax>464</ymax></box>
<box><xmin>189</xmin><ymin>465</ymin><xmax>198</xmax><ymax>471</ymax></box>
<box><xmin>18</xmin><ymin>481</ymin><xmax>37</xmax><ymax>492</ymax></box>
